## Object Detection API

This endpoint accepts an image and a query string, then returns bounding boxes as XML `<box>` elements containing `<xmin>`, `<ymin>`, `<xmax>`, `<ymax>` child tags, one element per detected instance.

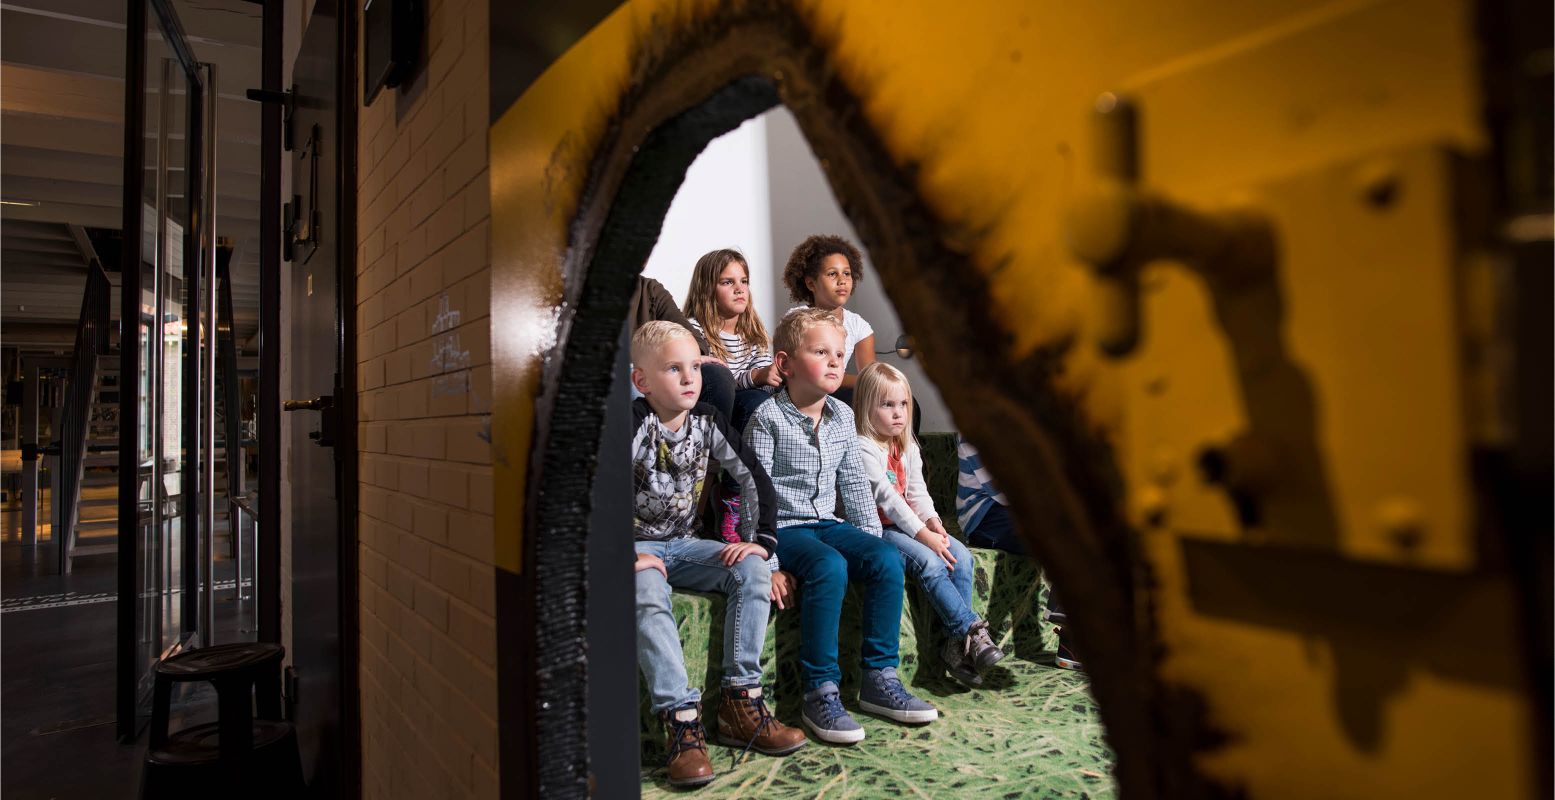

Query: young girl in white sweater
<box><xmin>853</xmin><ymin>363</ymin><xmax>1006</xmax><ymax>686</ymax></box>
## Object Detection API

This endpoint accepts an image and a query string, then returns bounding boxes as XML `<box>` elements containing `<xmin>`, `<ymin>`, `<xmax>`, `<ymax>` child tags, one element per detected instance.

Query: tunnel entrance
<box><xmin>498</xmin><ymin>11</ymin><xmax>1177</xmax><ymax>798</ymax></box>
<box><xmin>614</xmin><ymin>104</ymin><xmax>1113</xmax><ymax>795</ymax></box>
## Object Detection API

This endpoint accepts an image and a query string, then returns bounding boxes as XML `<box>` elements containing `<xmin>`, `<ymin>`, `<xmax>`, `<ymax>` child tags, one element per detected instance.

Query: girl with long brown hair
<box><xmin>683</xmin><ymin>248</ymin><xmax>781</xmax><ymax>540</ymax></box>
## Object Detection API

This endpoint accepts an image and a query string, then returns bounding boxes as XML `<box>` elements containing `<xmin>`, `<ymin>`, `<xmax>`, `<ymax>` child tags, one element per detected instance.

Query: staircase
<box><xmin>61</xmin><ymin>355</ymin><xmax>242</xmax><ymax>572</ymax></box>
<box><xmin>64</xmin><ymin>353</ymin><xmax>123</xmax><ymax>565</ymax></box>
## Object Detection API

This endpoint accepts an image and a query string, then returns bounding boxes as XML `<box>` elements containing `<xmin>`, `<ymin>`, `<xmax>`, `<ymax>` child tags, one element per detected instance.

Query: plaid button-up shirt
<box><xmin>743</xmin><ymin>387</ymin><xmax>882</xmax><ymax>536</ymax></box>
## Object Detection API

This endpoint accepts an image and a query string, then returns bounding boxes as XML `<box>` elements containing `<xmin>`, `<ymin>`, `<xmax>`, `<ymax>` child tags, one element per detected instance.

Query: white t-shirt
<box><xmin>785</xmin><ymin>306</ymin><xmax>874</xmax><ymax>368</ymax></box>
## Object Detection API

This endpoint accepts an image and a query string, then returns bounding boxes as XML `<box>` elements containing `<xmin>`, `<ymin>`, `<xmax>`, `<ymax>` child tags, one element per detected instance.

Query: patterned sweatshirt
<box><xmin>631</xmin><ymin>399</ymin><xmax>779</xmax><ymax>563</ymax></box>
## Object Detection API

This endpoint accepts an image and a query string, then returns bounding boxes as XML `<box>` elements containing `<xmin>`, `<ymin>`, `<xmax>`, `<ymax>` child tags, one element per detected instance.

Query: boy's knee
<box><xmin>808</xmin><ymin>551</ymin><xmax>848</xmax><ymax>592</ymax></box>
<box><xmin>635</xmin><ymin>569</ymin><xmax>671</xmax><ymax>606</ymax></box>
<box><xmin>731</xmin><ymin>556</ymin><xmax>771</xmax><ymax>594</ymax></box>
<box><xmin>867</xmin><ymin>541</ymin><xmax>905</xmax><ymax>583</ymax></box>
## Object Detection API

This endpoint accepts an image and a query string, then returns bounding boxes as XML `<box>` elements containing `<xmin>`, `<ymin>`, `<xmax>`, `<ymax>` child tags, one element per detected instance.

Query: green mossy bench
<box><xmin>638</xmin><ymin>433</ymin><xmax>1056</xmax><ymax>757</ymax></box>
<box><xmin>637</xmin><ymin>547</ymin><xmax>1056</xmax><ymax>757</ymax></box>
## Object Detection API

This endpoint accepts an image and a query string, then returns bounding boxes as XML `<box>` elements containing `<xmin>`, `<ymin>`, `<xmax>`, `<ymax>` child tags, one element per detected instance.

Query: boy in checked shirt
<box><xmin>744</xmin><ymin>308</ymin><xmax>938</xmax><ymax>744</ymax></box>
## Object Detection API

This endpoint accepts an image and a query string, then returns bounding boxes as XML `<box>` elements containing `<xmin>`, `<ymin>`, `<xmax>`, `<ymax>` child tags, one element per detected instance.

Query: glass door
<box><xmin>118</xmin><ymin>0</ymin><xmax>217</xmax><ymax>737</ymax></box>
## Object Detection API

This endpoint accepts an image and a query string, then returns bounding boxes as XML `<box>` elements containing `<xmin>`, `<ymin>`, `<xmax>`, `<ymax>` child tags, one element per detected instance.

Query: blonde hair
<box><xmin>772</xmin><ymin>306</ymin><xmax>845</xmax><ymax>358</ymax></box>
<box><xmin>682</xmin><ymin>249</ymin><xmax>769</xmax><ymax>361</ymax></box>
<box><xmin>853</xmin><ymin>362</ymin><xmax>914</xmax><ymax>452</ymax></box>
<box><xmin>631</xmin><ymin>320</ymin><xmax>696</xmax><ymax>366</ymax></box>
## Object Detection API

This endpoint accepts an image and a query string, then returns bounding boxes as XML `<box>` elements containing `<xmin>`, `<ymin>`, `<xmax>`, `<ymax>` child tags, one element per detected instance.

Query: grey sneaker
<box><xmin>801</xmin><ymin>682</ymin><xmax>865</xmax><ymax>744</ymax></box>
<box><xmin>967</xmin><ymin>620</ymin><xmax>1007</xmax><ymax>671</ymax></box>
<box><xmin>941</xmin><ymin>620</ymin><xmax>1005</xmax><ymax>687</ymax></box>
<box><xmin>858</xmin><ymin>667</ymin><xmax>938</xmax><ymax>723</ymax></box>
<box><xmin>940</xmin><ymin>632</ymin><xmax>983</xmax><ymax>687</ymax></box>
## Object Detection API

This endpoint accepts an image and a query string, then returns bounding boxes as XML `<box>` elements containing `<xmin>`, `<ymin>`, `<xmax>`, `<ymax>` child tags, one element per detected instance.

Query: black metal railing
<box><xmin>56</xmin><ymin>259</ymin><xmax>114</xmax><ymax>573</ymax></box>
<box><xmin>216</xmin><ymin>245</ymin><xmax>242</xmax><ymax>512</ymax></box>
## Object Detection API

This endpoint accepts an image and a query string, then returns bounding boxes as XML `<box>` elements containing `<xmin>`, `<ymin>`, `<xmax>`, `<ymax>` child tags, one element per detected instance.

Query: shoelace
<box><xmin>873</xmin><ymin>673</ymin><xmax>916</xmax><ymax>707</ymax></box>
<box><xmin>809</xmin><ymin>689</ymin><xmax>848</xmax><ymax>726</ymax></box>
<box><xmin>730</xmin><ymin>690</ymin><xmax>776</xmax><ymax>768</ymax></box>
<box><xmin>664</xmin><ymin>713</ymin><xmax>708</xmax><ymax>769</ymax></box>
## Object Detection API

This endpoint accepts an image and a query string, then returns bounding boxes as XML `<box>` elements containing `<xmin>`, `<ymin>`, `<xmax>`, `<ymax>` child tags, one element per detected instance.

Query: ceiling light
<box><xmin>0</xmin><ymin>199</ymin><xmax>40</xmax><ymax>207</ymax></box>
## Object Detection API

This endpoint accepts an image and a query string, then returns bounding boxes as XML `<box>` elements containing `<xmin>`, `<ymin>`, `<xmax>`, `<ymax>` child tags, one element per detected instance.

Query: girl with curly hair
<box><xmin>781</xmin><ymin>234</ymin><xmax>876</xmax><ymax>396</ymax></box>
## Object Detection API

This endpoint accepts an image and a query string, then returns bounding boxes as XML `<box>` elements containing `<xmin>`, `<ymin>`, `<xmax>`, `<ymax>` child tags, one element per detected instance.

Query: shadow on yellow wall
<box><xmin>489</xmin><ymin>1</ymin><xmax>1549</xmax><ymax>797</ymax></box>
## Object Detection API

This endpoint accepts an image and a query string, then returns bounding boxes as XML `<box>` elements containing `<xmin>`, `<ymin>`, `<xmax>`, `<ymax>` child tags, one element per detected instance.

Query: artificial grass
<box><xmin>638</xmin><ymin>549</ymin><xmax>1117</xmax><ymax>798</ymax></box>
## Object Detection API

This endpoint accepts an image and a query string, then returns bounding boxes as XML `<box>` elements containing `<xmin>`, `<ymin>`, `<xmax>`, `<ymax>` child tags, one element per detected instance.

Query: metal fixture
<box><xmin>1064</xmin><ymin>93</ymin><xmax>1278</xmax><ymax>357</ymax></box>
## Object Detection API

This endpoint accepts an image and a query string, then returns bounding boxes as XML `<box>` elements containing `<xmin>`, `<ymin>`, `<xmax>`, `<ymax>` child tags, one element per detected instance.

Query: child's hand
<box><xmin>770</xmin><ymin>570</ymin><xmax>795</xmax><ymax>610</ymax></box>
<box><xmin>915</xmin><ymin>527</ymin><xmax>958</xmax><ymax>571</ymax></box>
<box><xmin>635</xmin><ymin>553</ymin><xmax>667</xmax><ymax>579</ymax></box>
<box><xmin>719</xmin><ymin>542</ymin><xmax>766</xmax><ymax>566</ymax></box>
<box><xmin>926</xmin><ymin>517</ymin><xmax>950</xmax><ymax>542</ymax></box>
<box><xmin>754</xmin><ymin>365</ymin><xmax>783</xmax><ymax>387</ymax></box>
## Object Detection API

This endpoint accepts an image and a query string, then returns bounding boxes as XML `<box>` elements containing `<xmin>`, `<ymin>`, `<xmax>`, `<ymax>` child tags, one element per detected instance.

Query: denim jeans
<box><xmin>967</xmin><ymin>504</ymin><xmax>1065</xmax><ymax>618</ymax></box>
<box><xmin>883</xmin><ymin>527</ymin><xmax>979</xmax><ymax>639</ymax></box>
<box><xmin>774</xmin><ymin>521</ymin><xmax>903</xmax><ymax>689</ymax></box>
<box><xmin>635</xmin><ymin>538</ymin><xmax>772</xmax><ymax>714</ymax></box>
<box><xmin>731</xmin><ymin>387</ymin><xmax>771</xmax><ymax>433</ymax></box>
<box><xmin>698</xmin><ymin>362</ymin><xmax>736</xmax><ymax>422</ymax></box>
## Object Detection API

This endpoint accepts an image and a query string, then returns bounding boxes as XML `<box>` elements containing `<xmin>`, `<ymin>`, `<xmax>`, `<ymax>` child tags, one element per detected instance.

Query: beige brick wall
<box><xmin>353</xmin><ymin>0</ymin><xmax>495</xmax><ymax>795</ymax></box>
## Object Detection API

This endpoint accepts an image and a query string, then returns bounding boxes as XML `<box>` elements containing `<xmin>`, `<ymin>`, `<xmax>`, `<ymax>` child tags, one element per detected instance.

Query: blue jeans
<box><xmin>635</xmin><ymin>538</ymin><xmax>772</xmax><ymax>714</ymax></box>
<box><xmin>883</xmin><ymin>527</ymin><xmax>978</xmax><ymax>639</ymax></box>
<box><xmin>967</xmin><ymin>504</ymin><xmax>1065</xmax><ymax>619</ymax></box>
<box><xmin>774</xmin><ymin>521</ymin><xmax>903</xmax><ymax>689</ymax></box>
<box><xmin>731</xmin><ymin>388</ymin><xmax>770</xmax><ymax>433</ymax></box>
<box><xmin>698</xmin><ymin>363</ymin><xmax>736</xmax><ymax>422</ymax></box>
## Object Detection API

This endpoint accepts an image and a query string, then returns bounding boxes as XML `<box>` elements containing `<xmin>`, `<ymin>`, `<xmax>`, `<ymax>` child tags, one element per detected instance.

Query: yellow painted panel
<box><xmin>488</xmin><ymin>0</ymin><xmax>1534</xmax><ymax>795</ymax></box>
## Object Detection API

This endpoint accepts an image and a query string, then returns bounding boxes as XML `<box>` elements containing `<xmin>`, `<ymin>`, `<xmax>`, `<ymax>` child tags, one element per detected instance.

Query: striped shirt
<box><xmin>956</xmin><ymin>436</ymin><xmax>1008</xmax><ymax>535</ymax></box>
<box><xmin>687</xmin><ymin>319</ymin><xmax>774</xmax><ymax>389</ymax></box>
<box><xmin>784</xmin><ymin>307</ymin><xmax>874</xmax><ymax>369</ymax></box>
<box><xmin>744</xmin><ymin>387</ymin><xmax>882</xmax><ymax>536</ymax></box>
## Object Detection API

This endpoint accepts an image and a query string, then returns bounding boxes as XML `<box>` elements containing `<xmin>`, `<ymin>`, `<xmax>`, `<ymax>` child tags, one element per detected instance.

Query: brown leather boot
<box><xmin>717</xmin><ymin>685</ymin><xmax>807</xmax><ymax>756</ymax></box>
<box><xmin>662</xmin><ymin>704</ymin><xmax>715</xmax><ymax>788</ymax></box>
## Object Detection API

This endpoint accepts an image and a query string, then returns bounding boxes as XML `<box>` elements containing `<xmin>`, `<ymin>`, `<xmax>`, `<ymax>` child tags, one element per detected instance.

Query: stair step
<box><xmin>70</xmin><ymin>542</ymin><xmax>117</xmax><ymax>558</ymax></box>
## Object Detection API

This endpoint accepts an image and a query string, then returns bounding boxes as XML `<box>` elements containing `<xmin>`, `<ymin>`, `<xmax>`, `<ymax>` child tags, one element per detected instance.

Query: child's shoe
<box><xmin>717</xmin><ymin>684</ymin><xmax>807</xmax><ymax>756</ymax></box>
<box><xmin>858</xmin><ymin>667</ymin><xmax>938</xmax><ymax>723</ymax></box>
<box><xmin>1055</xmin><ymin>627</ymin><xmax>1084</xmax><ymax>672</ymax></box>
<box><xmin>718</xmin><ymin>494</ymin><xmax>742</xmax><ymax>544</ymax></box>
<box><xmin>661</xmin><ymin>703</ymin><xmax>715</xmax><ymax>787</ymax></box>
<box><xmin>941</xmin><ymin>620</ymin><xmax>1006</xmax><ymax>687</ymax></box>
<box><xmin>801</xmin><ymin>682</ymin><xmax>866</xmax><ymax>744</ymax></box>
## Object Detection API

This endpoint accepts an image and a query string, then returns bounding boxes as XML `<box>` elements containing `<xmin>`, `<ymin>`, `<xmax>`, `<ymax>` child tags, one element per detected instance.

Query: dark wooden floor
<box><xmin>2</xmin><ymin>501</ymin><xmax>254</xmax><ymax>800</ymax></box>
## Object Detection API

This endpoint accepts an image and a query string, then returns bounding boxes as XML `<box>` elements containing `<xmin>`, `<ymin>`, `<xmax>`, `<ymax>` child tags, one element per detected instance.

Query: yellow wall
<box><xmin>486</xmin><ymin>1</ymin><xmax>1538</xmax><ymax>797</ymax></box>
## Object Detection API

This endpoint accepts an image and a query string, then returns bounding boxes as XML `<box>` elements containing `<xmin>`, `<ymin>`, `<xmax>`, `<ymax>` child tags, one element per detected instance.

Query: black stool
<box><xmin>140</xmin><ymin>642</ymin><xmax>305</xmax><ymax>799</ymax></box>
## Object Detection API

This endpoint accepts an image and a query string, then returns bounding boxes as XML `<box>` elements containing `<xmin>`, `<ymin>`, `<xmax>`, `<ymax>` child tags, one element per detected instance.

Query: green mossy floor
<box><xmin>638</xmin><ymin>550</ymin><xmax>1116</xmax><ymax>798</ymax></box>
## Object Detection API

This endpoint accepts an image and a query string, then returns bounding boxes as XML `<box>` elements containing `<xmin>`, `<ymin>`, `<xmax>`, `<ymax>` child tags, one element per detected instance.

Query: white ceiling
<box><xmin>2</xmin><ymin>0</ymin><xmax>263</xmax><ymax>349</ymax></box>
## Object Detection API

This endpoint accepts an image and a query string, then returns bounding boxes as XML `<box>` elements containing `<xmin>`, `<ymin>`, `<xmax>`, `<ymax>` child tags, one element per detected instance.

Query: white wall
<box><xmin>762</xmin><ymin>108</ymin><xmax>954</xmax><ymax>433</ymax></box>
<box><xmin>644</xmin><ymin>108</ymin><xmax>955</xmax><ymax>433</ymax></box>
<box><xmin>641</xmin><ymin>116</ymin><xmax>775</xmax><ymax>324</ymax></box>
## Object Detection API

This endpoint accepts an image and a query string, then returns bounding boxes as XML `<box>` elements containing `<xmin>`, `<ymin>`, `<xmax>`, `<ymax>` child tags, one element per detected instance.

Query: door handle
<box><xmin>283</xmin><ymin>396</ymin><xmax>331</xmax><ymax>411</ymax></box>
<box><xmin>284</xmin><ymin>395</ymin><xmax>336</xmax><ymax>447</ymax></box>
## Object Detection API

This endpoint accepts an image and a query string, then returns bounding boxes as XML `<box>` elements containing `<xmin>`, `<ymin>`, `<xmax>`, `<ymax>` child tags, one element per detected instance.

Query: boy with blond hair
<box><xmin>630</xmin><ymin>321</ymin><xmax>806</xmax><ymax>788</ymax></box>
<box><xmin>744</xmin><ymin>308</ymin><xmax>938</xmax><ymax>744</ymax></box>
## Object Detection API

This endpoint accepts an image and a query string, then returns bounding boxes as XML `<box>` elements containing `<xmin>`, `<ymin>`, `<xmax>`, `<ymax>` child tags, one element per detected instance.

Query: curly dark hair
<box><xmin>781</xmin><ymin>234</ymin><xmax>865</xmax><ymax>305</ymax></box>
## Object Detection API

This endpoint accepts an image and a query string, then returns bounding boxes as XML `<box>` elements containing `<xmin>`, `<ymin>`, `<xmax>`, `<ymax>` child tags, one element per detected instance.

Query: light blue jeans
<box><xmin>635</xmin><ymin>537</ymin><xmax>772</xmax><ymax>714</ymax></box>
<box><xmin>883</xmin><ymin>527</ymin><xmax>979</xmax><ymax>639</ymax></box>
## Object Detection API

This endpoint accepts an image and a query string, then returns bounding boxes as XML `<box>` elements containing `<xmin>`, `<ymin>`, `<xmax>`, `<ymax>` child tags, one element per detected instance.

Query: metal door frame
<box><xmin>117</xmin><ymin>0</ymin><xmax>210</xmax><ymax>741</ymax></box>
